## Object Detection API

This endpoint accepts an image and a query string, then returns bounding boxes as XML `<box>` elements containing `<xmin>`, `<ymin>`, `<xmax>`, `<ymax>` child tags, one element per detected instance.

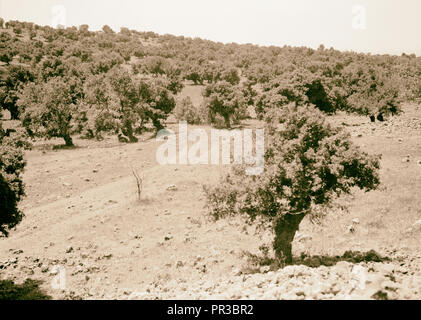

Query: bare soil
<box><xmin>1</xmin><ymin>103</ymin><xmax>420</xmax><ymax>300</ymax></box>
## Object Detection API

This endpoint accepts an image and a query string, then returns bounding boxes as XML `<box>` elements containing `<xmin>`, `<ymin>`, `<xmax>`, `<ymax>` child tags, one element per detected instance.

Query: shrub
<box><xmin>204</xmin><ymin>104</ymin><xmax>380</xmax><ymax>265</ymax></box>
<box><xmin>255</xmin><ymin>69</ymin><xmax>335</xmax><ymax>118</ymax></box>
<box><xmin>174</xmin><ymin>96</ymin><xmax>201</xmax><ymax>124</ymax></box>
<box><xmin>137</xmin><ymin>77</ymin><xmax>176</xmax><ymax>132</ymax></box>
<box><xmin>0</xmin><ymin>279</ymin><xmax>51</xmax><ymax>300</ymax></box>
<box><xmin>18</xmin><ymin>77</ymin><xmax>81</xmax><ymax>146</ymax></box>
<box><xmin>81</xmin><ymin>74</ymin><xmax>120</xmax><ymax>139</ymax></box>
<box><xmin>221</xmin><ymin>67</ymin><xmax>240</xmax><ymax>85</ymax></box>
<box><xmin>0</xmin><ymin>118</ymin><xmax>28</xmax><ymax>236</ymax></box>
<box><xmin>0</xmin><ymin>64</ymin><xmax>34</xmax><ymax>120</ymax></box>
<box><xmin>185</xmin><ymin>71</ymin><xmax>203</xmax><ymax>85</ymax></box>
<box><xmin>304</xmin><ymin>79</ymin><xmax>334</xmax><ymax>114</ymax></box>
<box><xmin>203</xmin><ymin>81</ymin><xmax>247</xmax><ymax>128</ymax></box>
<box><xmin>106</xmin><ymin>69</ymin><xmax>176</xmax><ymax>141</ymax></box>
<box><xmin>343</xmin><ymin>66</ymin><xmax>401</xmax><ymax>116</ymax></box>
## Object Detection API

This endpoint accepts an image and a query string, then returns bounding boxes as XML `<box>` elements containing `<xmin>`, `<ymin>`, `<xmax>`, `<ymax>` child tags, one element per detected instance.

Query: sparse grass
<box><xmin>372</xmin><ymin>290</ymin><xmax>389</xmax><ymax>300</ymax></box>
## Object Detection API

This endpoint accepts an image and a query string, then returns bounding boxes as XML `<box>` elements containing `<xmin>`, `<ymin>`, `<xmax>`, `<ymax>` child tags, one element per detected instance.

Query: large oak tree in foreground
<box><xmin>204</xmin><ymin>104</ymin><xmax>380</xmax><ymax>265</ymax></box>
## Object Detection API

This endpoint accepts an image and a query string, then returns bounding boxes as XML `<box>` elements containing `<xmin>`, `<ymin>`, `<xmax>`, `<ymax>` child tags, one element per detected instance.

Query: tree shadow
<box><xmin>292</xmin><ymin>250</ymin><xmax>390</xmax><ymax>268</ymax></box>
<box><xmin>31</xmin><ymin>143</ymin><xmax>81</xmax><ymax>152</ymax></box>
<box><xmin>0</xmin><ymin>278</ymin><xmax>52</xmax><ymax>300</ymax></box>
<box><xmin>242</xmin><ymin>249</ymin><xmax>391</xmax><ymax>274</ymax></box>
<box><xmin>52</xmin><ymin>144</ymin><xmax>80</xmax><ymax>151</ymax></box>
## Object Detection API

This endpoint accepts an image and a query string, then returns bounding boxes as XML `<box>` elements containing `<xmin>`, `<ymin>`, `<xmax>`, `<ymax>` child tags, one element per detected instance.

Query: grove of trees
<box><xmin>0</xmin><ymin>18</ymin><xmax>419</xmax><ymax>255</ymax></box>
<box><xmin>0</xmin><ymin>19</ymin><xmax>418</xmax><ymax>145</ymax></box>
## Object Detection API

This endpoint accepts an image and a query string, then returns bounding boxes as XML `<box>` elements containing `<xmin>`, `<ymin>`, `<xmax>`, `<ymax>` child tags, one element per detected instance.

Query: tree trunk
<box><xmin>273</xmin><ymin>213</ymin><xmax>306</xmax><ymax>265</ymax></box>
<box><xmin>122</xmin><ymin>121</ymin><xmax>138</xmax><ymax>143</ymax></box>
<box><xmin>151</xmin><ymin>117</ymin><xmax>164</xmax><ymax>132</ymax></box>
<box><xmin>223</xmin><ymin>114</ymin><xmax>231</xmax><ymax>128</ymax></box>
<box><xmin>63</xmin><ymin>134</ymin><xmax>73</xmax><ymax>147</ymax></box>
<box><xmin>9</xmin><ymin>108</ymin><xmax>19</xmax><ymax>120</ymax></box>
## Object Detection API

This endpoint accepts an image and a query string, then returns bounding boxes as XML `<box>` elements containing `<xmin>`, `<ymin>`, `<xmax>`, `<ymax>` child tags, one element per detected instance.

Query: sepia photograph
<box><xmin>0</xmin><ymin>0</ymin><xmax>420</xmax><ymax>307</ymax></box>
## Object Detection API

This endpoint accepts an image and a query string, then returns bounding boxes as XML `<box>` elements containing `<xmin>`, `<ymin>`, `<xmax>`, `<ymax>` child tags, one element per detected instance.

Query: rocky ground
<box><xmin>133</xmin><ymin>255</ymin><xmax>421</xmax><ymax>300</ymax></box>
<box><xmin>1</xmin><ymin>102</ymin><xmax>420</xmax><ymax>300</ymax></box>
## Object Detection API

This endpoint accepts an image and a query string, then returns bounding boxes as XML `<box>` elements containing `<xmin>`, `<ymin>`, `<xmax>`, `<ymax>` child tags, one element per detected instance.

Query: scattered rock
<box><xmin>49</xmin><ymin>268</ymin><xmax>58</xmax><ymax>275</ymax></box>
<box><xmin>295</xmin><ymin>232</ymin><xmax>312</xmax><ymax>242</ymax></box>
<box><xmin>346</xmin><ymin>224</ymin><xmax>355</xmax><ymax>234</ymax></box>
<box><xmin>412</xmin><ymin>220</ymin><xmax>421</xmax><ymax>231</ymax></box>
<box><xmin>259</xmin><ymin>266</ymin><xmax>271</xmax><ymax>273</ymax></box>
<box><xmin>166</xmin><ymin>184</ymin><xmax>177</xmax><ymax>191</ymax></box>
<box><xmin>335</xmin><ymin>261</ymin><xmax>352</xmax><ymax>273</ymax></box>
<box><xmin>352</xmin><ymin>218</ymin><xmax>360</xmax><ymax>225</ymax></box>
<box><xmin>127</xmin><ymin>291</ymin><xmax>148</xmax><ymax>300</ymax></box>
<box><xmin>66</xmin><ymin>246</ymin><xmax>73</xmax><ymax>253</ymax></box>
<box><xmin>378</xmin><ymin>263</ymin><xmax>395</xmax><ymax>275</ymax></box>
<box><xmin>74</xmin><ymin>265</ymin><xmax>83</xmax><ymax>274</ymax></box>
<box><xmin>381</xmin><ymin>280</ymin><xmax>400</xmax><ymax>292</ymax></box>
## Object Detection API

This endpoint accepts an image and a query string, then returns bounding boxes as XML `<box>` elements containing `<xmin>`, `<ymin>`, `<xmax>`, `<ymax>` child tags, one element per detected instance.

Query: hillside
<box><xmin>0</xmin><ymin>102</ymin><xmax>420</xmax><ymax>300</ymax></box>
<box><xmin>0</xmin><ymin>20</ymin><xmax>420</xmax><ymax>300</ymax></box>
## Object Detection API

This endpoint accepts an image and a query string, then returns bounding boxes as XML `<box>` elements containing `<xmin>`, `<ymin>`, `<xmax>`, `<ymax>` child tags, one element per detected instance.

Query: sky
<box><xmin>0</xmin><ymin>0</ymin><xmax>420</xmax><ymax>56</ymax></box>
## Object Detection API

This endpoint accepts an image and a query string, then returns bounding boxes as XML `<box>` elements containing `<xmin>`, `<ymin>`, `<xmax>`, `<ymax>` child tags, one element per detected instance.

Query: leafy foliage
<box><xmin>82</xmin><ymin>68</ymin><xmax>176</xmax><ymax>142</ymax></box>
<box><xmin>0</xmin><ymin>65</ymin><xmax>34</xmax><ymax>119</ymax></box>
<box><xmin>174</xmin><ymin>96</ymin><xmax>202</xmax><ymax>124</ymax></box>
<box><xmin>205</xmin><ymin>104</ymin><xmax>380</xmax><ymax>264</ymax></box>
<box><xmin>0</xmin><ymin>279</ymin><xmax>51</xmax><ymax>300</ymax></box>
<box><xmin>0</xmin><ymin>19</ymin><xmax>417</xmax><ymax>145</ymax></box>
<box><xmin>0</xmin><ymin>115</ymin><xmax>29</xmax><ymax>236</ymax></box>
<box><xmin>18</xmin><ymin>77</ymin><xmax>82</xmax><ymax>146</ymax></box>
<box><xmin>344</xmin><ymin>66</ymin><xmax>401</xmax><ymax>116</ymax></box>
<box><xmin>203</xmin><ymin>81</ymin><xmax>247</xmax><ymax>128</ymax></box>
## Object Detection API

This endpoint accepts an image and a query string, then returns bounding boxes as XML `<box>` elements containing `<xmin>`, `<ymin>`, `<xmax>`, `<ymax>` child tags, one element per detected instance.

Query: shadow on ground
<box><xmin>243</xmin><ymin>249</ymin><xmax>390</xmax><ymax>273</ymax></box>
<box><xmin>0</xmin><ymin>279</ymin><xmax>52</xmax><ymax>300</ymax></box>
<box><xmin>292</xmin><ymin>250</ymin><xmax>390</xmax><ymax>267</ymax></box>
